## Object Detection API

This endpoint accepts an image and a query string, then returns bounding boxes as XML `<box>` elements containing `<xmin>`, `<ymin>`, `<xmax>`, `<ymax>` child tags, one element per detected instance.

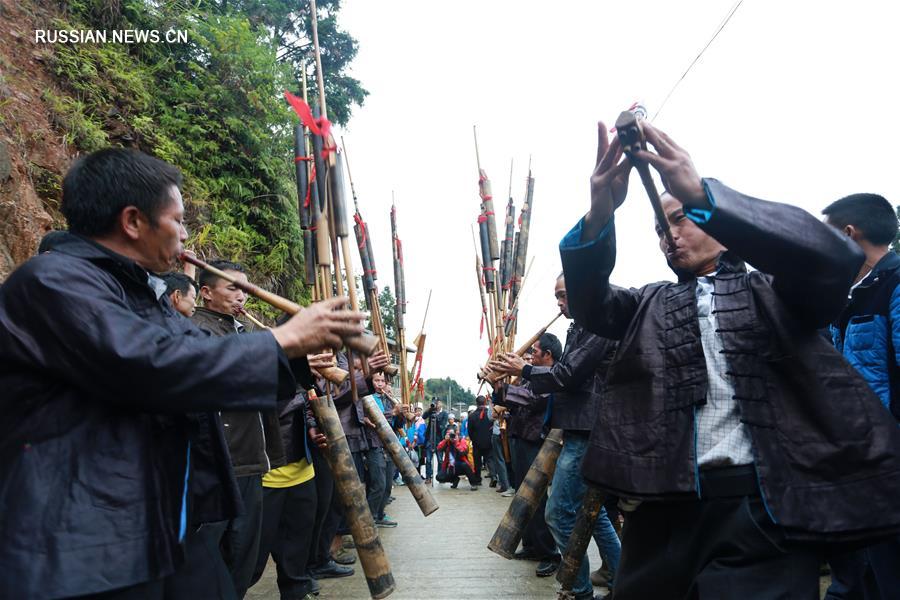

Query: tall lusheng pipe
<box><xmin>510</xmin><ymin>167</ymin><xmax>534</xmax><ymax>306</ymax></box>
<box><xmin>488</xmin><ymin>428</ymin><xmax>564</xmax><ymax>558</ymax></box>
<box><xmin>391</xmin><ymin>202</ymin><xmax>411</xmax><ymax>408</ymax></box>
<box><xmin>500</xmin><ymin>196</ymin><xmax>515</xmax><ymax>293</ymax></box>
<box><xmin>473</xmin><ymin>126</ymin><xmax>500</xmax><ymax>261</ymax></box>
<box><xmin>341</xmin><ymin>138</ymin><xmax>397</xmax><ymax>376</ymax></box>
<box><xmin>308</xmin><ymin>0</ymin><xmax>393</xmax><ymax>596</ymax></box>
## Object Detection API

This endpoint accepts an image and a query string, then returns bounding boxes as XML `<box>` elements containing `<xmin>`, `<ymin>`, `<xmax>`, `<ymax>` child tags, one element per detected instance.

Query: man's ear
<box><xmin>118</xmin><ymin>206</ymin><xmax>145</xmax><ymax>241</ymax></box>
<box><xmin>169</xmin><ymin>290</ymin><xmax>182</xmax><ymax>306</ymax></box>
<box><xmin>199</xmin><ymin>285</ymin><xmax>213</xmax><ymax>303</ymax></box>
<box><xmin>845</xmin><ymin>224</ymin><xmax>863</xmax><ymax>242</ymax></box>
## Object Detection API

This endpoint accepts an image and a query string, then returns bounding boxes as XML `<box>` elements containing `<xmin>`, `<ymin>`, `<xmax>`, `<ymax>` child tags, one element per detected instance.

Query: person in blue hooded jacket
<box><xmin>825</xmin><ymin>193</ymin><xmax>900</xmax><ymax>600</ymax></box>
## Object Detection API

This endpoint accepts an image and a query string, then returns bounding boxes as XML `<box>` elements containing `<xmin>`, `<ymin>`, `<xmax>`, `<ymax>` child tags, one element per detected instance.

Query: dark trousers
<box><xmin>167</xmin><ymin>523</ymin><xmax>237</xmax><ymax>599</ymax></box>
<box><xmin>354</xmin><ymin>448</ymin><xmax>386</xmax><ymax>520</ymax></box>
<box><xmin>826</xmin><ymin>536</ymin><xmax>900</xmax><ymax>600</ymax></box>
<box><xmin>435</xmin><ymin>456</ymin><xmax>478</xmax><ymax>486</ymax></box>
<box><xmin>472</xmin><ymin>444</ymin><xmax>492</xmax><ymax>485</ymax></box>
<box><xmin>378</xmin><ymin>459</ymin><xmax>396</xmax><ymax>519</ymax></box>
<box><xmin>309</xmin><ymin>448</ymin><xmax>334</xmax><ymax>568</ymax></box>
<box><xmin>615</xmin><ymin>486</ymin><xmax>822</xmax><ymax>599</ymax></box>
<box><xmin>251</xmin><ymin>480</ymin><xmax>317</xmax><ymax>599</ymax></box>
<box><xmin>217</xmin><ymin>474</ymin><xmax>264</xmax><ymax>599</ymax></box>
<box><xmin>73</xmin><ymin>524</ymin><xmax>237</xmax><ymax>600</ymax></box>
<box><xmin>513</xmin><ymin>437</ymin><xmax>557</xmax><ymax>559</ymax></box>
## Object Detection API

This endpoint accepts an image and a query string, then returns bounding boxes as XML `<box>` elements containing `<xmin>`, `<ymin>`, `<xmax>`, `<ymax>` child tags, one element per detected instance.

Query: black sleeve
<box><xmin>527</xmin><ymin>332</ymin><xmax>613</xmax><ymax>395</ymax></box>
<box><xmin>5</xmin><ymin>258</ymin><xmax>285</xmax><ymax>413</ymax></box>
<box><xmin>559</xmin><ymin>218</ymin><xmax>643</xmax><ymax>340</ymax></box>
<box><xmin>698</xmin><ymin>179</ymin><xmax>864</xmax><ymax>328</ymax></box>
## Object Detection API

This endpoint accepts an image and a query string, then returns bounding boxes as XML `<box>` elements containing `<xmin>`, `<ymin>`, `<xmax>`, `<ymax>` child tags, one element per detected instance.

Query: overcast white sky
<box><xmin>331</xmin><ymin>0</ymin><xmax>900</xmax><ymax>395</ymax></box>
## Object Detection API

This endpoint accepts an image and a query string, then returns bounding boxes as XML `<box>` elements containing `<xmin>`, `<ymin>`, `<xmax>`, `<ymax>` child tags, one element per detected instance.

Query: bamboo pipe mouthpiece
<box><xmin>180</xmin><ymin>253</ymin><xmax>379</xmax><ymax>355</ymax></box>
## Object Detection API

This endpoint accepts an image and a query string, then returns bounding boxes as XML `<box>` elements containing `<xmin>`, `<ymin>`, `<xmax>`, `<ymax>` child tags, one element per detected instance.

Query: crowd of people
<box><xmin>2</xmin><ymin>116</ymin><xmax>900</xmax><ymax>600</ymax></box>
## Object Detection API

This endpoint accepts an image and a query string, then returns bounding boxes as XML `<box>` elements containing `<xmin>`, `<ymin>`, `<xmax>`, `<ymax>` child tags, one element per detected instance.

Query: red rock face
<box><xmin>0</xmin><ymin>0</ymin><xmax>74</xmax><ymax>281</ymax></box>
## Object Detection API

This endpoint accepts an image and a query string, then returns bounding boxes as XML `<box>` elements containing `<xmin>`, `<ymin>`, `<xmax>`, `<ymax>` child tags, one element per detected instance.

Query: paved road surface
<box><xmin>247</xmin><ymin>478</ymin><xmax>832</xmax><ymax>599</ymax></box>
<box><xmin>247</xmin><ymin>478</ymin><xmax>603</xmax><ymax>600</ymax></box>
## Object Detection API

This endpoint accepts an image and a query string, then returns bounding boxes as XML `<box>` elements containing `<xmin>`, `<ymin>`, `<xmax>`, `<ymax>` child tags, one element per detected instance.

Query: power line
<box><xmin>652</xmin><ymin>0</ymin><xmax>745</xmax><ymax>121</ymax></box>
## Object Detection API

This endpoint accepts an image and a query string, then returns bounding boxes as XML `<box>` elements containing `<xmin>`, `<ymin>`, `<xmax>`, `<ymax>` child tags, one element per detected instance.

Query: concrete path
<box><xmin>247</xmin><ymin>479</ymin><xmax>603</xmax><ymax>600</ymax></box>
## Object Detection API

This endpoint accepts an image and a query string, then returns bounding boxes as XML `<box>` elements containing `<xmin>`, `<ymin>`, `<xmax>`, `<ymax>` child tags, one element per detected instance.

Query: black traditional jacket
<box><xmin>0</xmin><ymin>233</ymin><xmax>300</xmax><ymax>598</ymax></box>
<box><xmin>523</xmin><ymin>323</ymin><xmax>616</xmax><ymax>432</ymax></box>
<box><xmin>560</xmin><ymin>179</ymin><xmax>900</xmax><ymax>541</ymax></box>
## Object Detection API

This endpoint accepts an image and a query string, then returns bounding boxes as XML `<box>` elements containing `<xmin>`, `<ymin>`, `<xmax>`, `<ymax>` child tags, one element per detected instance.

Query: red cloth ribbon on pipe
<box><xmin>354</xmin><ymin>213</ymin><xmax>368</xmax><ymax>249</ymax></box>
<box><xmin>283</xmin><ymin>91</ymin><xmax>336</xmax><ymax>158</ymax></box>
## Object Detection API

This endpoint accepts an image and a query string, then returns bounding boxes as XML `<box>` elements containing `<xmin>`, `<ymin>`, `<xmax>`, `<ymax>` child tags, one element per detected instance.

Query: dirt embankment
<box><xmin>0</xmin><ymin>0</ymin><xmax>78</xmax><ymax>281</ymax></box>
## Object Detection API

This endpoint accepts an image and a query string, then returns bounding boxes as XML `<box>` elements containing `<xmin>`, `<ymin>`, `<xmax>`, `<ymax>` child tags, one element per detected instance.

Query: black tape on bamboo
<box><xmin>556</xmin><ymin>484</ymin><xmax>606</xmax><ymax>595</ymax></box>
<box><xmin>362</xmin><ymin>396</ymin><xmax>439</xmax><ymax>517</ymax></box>
<box><xmin>308</xmin><ymin>390</ymin><xmax>395</xmax><ymax>598</ymax></box>
<box><xmin>487</xmin><ymin>428</ymin><xmax>564</xmax><ymax>558</ymax></box>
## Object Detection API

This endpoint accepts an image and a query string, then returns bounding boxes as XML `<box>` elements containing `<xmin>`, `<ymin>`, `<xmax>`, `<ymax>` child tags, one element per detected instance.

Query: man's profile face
<box><xmin>201</xmin><ymin>270</ymin><xmax>247</xmax><ymax>316</ymax></box>
<box><xmin>436</xmin><ymin>401</ymin><xmax>443</xmax><ymax>411</ymax></box>
<box><xmin>170</xmin><ymin>285</ymin><xmax>196</xmax><ymax>317</ymax></box>
<box><xmin>137</xmin><ymin>186</ymin><xmax>188</xmax><ymax>273</ymax></box>
<box><xmin>657</xmin><ymin>194</ymin><xmax>725</xmax><ymax>276</ymax></box>
<box><xmin>554</xmin><ymin>278</ymin><xmax>569</xmax><ymax>319</ymax></box>
<box><xmin>415</xmin><ymin>407</ymin><xmax>422</xmax><ymax>417</ymax></box>
<box><xmin>531</xmin><ymin>341</ymin><xmax>553</xmax><ymax>367</ymax></box>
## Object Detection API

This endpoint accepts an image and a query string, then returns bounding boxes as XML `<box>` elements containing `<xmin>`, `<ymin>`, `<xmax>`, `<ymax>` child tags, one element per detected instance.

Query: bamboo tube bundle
<box><xmin>488</xmin><ymin>428</ymin><xmax>564</xmax><ymax>558</ymax></box>
<box><xmin>556</xmin><ymin>485</ymin><xmax>606</xmax><ymax>598</ymax></box>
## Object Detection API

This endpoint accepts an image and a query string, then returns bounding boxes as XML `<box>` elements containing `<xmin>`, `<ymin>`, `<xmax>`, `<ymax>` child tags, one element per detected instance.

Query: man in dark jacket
<box><xmin>559</xmin><ymin>120</ymin><xmax>900</xmax><ymax>598</ymax></box>
<box><xmin>824</xmin><ymin>193</ymin><xmax>900</xmax><ymax>599</ymax></box>
<box><xmin>423</xmin><ymin>398</ymin><xmax>449</xmax><ymax>483</ymax></box>
<box><xmin>192</xmin><ymin>260</ymin><xmax>285</xmax><ymax>598</ymax></box>
<box><xmin>492</xmin><ymin>285</ymin><xmax>621</xmax><ymax>596</ymax></box>
<box><xmin>0</xmin><ymin>148</ymin><xmax>364</xmax><ymax>599</ymax></box>
<box><xmin>467</xmin><ymin>395</ymin><xmax>495</xmax><ymax>487</ymax></box>
<box><xmin>493</xmin><ymin>332</ymin><xmax>564</xmax><ymax>578</ymax></box>
<box><xmin>249</xmin><ymin>371</ymin><xmax>332</xmax><ymax>600</ymax></box>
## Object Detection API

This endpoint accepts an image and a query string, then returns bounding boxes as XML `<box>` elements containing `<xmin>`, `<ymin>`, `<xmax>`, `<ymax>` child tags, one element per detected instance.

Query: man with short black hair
<box><xmin>824</xmin><ymin>193</ymin><xmax>900</xmax><ymax>599</ymax></box>
<box><xmin>492</xmin><ymin>332</ymin><xmax>563</xmax><ymax>577</ymax></box>
<box><xmin>192</xmin><ymin>260</ymin><xmax>284</xmax><ymax>598</ymax></box>
<box><xmin>163</xmin><ymin>271</ymin><xmax>198</xmax><ymax>317</ymax></box>
<box><xmin>0</xmin><ymin>148</ymin><xmax>364</xmax><ymax>599</ymax></box>
<box><xmin>492</xmin><ymin>276</ymin><xmax>621</xmax><ymax>596</ymax></box>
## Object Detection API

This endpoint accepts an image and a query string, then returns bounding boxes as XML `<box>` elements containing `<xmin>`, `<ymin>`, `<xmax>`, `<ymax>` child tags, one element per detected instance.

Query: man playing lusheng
<box><xmin>0</xmin><ymin>148</ymin><xmax>364</xmax><ymax>599</ymax></box>
<box><xmin>192</xmin><ymin>260</ymin><xmax>285</xmax><ymax>598</ymax></box>
<box><xmin>559</xmin><ymin>121</ymin><xmax>900</xmax><ymax>598</ymax></box>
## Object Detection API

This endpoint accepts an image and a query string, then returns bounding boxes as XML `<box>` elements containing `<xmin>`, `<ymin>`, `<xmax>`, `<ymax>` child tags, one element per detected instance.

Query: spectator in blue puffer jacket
<box><xmin>825</xmin><ymin>192</ymin><xmax>900</xmax><ymax>600</ymax></box>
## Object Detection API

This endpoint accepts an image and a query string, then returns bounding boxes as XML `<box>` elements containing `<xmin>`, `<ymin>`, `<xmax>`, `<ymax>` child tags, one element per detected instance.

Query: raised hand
<box><xmin>585</xmin><ymin>121</ymin><xmax>632</xmax><ymax>239</ymax></box>
<box><xmin>633</xmin><ymin>122</ymin><xmax>707</xmax><ymax>209</ymax></box>
<box><xmin>367</xmin><ymin>350</ymin><xmax>390</xmax><ymax>373</ymax></box>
